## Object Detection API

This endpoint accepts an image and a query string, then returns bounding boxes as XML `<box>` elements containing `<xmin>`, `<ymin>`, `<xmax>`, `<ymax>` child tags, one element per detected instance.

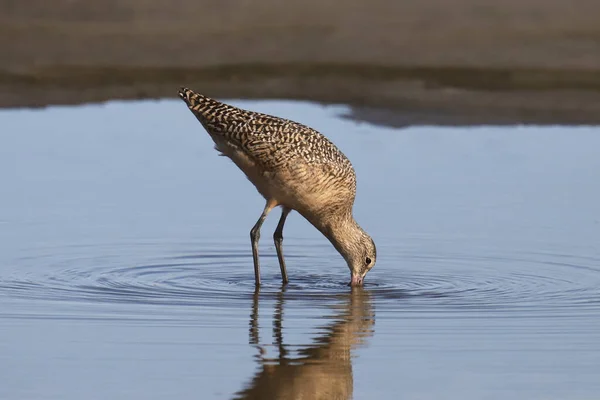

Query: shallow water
<box><xmin>1</xmin><ymin>100</ymin><xmax>599</xmax><ymax>400</ymax></box>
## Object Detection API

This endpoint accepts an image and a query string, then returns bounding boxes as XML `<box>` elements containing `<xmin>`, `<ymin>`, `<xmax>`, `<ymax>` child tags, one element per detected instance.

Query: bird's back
<box><xmin>178</xmin><ymin>88</ymin><xmax>357</xmax><ymax>216</ymax></box>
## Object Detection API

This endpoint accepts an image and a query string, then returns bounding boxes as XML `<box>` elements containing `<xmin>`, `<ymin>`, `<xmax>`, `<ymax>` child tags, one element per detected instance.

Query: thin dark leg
<box><xmin>273</xmin><ymin>208</ymin><xmax>291</xmax><ymax>284</ymax></box>
<box><xmin>250</xmin><ymin>200</ymin><xmax>276</xmax><ymax>286</ymax></box>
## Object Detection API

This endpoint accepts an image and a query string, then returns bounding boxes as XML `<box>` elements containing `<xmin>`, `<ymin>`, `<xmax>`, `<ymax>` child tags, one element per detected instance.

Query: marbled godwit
<box><xmin>178</xmin><ymin>88</ymin><xmax>376</xmax><ymax>286</ymax></box>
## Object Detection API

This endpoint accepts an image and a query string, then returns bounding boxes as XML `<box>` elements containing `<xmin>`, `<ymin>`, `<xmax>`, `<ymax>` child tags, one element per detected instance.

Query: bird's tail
<box><xmin>177</xmin><ymin>87</ymin><xmax>240</xmax><ymax>126</ymax></box>
<box><xmin>178</xmin><ymin>87</ymin><xmax>211</xmax><ymax>108</ymax></box>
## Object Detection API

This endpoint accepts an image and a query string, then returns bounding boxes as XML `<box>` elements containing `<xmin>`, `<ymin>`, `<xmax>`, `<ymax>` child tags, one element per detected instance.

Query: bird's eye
<box><xmin>366</xmin><ymin>257</ymin><xmax>372</xmax><ymax>265</ymax></box>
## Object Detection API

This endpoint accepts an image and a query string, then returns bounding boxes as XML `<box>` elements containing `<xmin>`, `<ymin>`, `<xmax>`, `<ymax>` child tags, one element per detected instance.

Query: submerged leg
<box><xmin>250</xmin><ymin>200</ymin><xmax>277</xmax><ymax>286</ymax></box>
<box><xmin>273</xmin><ymin>208</ymin><xmax>291</xmax><ymax>284</ymax></box>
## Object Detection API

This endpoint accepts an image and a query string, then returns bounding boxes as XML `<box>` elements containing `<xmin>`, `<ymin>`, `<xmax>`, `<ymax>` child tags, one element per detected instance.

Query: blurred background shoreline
<box><xmin>2</xmin><ymin>0</ymin><xmax>600</xmax><ymax>125</ymax></box>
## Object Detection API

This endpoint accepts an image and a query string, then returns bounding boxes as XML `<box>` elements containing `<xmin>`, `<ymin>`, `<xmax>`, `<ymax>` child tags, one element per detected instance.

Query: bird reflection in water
<box><xmin>233</xmin><ymin>287</ymin><xmax>375</xmax><ymax>400</ymax></box>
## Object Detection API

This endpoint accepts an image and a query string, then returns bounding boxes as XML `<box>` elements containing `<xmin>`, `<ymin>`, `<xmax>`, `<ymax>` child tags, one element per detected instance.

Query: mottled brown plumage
<box><xmin>178</xmin><ymin>87</ymin><xmax>376</xmax><ymax>286</ymax></box>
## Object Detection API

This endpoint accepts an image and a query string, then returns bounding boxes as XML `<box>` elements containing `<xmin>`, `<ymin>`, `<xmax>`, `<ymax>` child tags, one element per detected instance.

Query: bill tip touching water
<box><xmin>177</xmin><ymin>87</ymin><xmax>376</xmax><ymax>287</ymax></box>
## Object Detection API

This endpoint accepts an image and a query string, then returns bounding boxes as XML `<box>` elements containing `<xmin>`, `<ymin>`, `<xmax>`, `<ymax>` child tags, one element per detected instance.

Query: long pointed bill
<box><xmin>350</xmin><ymin>273</ymin><xmax>364</xmax><ymax>286</ymax></box>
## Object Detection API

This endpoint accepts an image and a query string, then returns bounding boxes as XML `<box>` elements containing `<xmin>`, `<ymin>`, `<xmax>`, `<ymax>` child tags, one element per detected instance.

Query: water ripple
<box><xmin>1</xmin><ymin>240</ymin><xmax>599</xmax><ymax>315</ymax></box>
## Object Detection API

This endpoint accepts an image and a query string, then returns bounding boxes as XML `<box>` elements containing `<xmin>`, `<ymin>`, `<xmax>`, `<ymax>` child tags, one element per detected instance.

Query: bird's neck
<box><xmin>316</xmin><ymin>212</ymin><xmax>362</xmax><ymax>262</ymax></box>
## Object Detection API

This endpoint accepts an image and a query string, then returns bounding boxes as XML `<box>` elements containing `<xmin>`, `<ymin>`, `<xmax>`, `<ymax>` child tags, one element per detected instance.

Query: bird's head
<box><xmin>345</xmin><ymin>231</ymin><xmax>377</xmax><ymax>286</ymax></box>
